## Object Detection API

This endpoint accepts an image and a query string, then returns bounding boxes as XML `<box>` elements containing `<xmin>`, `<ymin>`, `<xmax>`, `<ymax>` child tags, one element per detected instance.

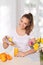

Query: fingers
<box><xmin>16</xmin><ymin>55</ymin><xmax>24</xmax><ymax>57</ymax></box>
<box><xmin>14</xmin><ymin>52</ymin><xmax>25</xmax><ymax>57</ymax></box>
<box><xmin>2</xmin><ymin>36</ymin><xmax>10</xmax><ymax>41</ymax></box>
<box><xmin>2</xmin><ymin>36</ymin><xmax>7</xmax><ymax>42</ymax></box>
<box><xmin>6</xmin><ymin>36</ymin><xmax>11</xmax><ymax>39</ymax></box>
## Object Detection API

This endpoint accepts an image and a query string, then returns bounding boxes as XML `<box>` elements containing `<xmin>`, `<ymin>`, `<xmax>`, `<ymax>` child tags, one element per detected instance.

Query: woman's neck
<box><xmin>16</xmin><ymin>25</ymin><xmax>26</xmax><ymax>36</ymax></box>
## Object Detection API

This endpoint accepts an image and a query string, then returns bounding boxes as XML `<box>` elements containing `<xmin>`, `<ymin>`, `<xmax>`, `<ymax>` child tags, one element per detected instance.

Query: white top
<box><xmin>10</xmin><ymin>27</ymin><xmax>40</xmax><ymax>62</ymax></box>
<box><xmin>12</xmin><ymin>28</ymin><xmax>35</xmax><ymax>52</ymax></box>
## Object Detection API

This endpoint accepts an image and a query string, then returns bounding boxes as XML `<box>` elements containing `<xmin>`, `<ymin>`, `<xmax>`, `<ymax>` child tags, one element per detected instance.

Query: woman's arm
<box><xmin>16</xmin><ymin>38</ymin><xmax>36</xmax><ymax>57</ymax></box>
<box><xmin>16</xmin><ymin>49</ymin><xmax>37</xmax><ymax>57</ymax></box>
<box><xmin>2</xmin><ymin>36</ymin><xmax>16</xmax><ymax>49</ymax></box>
<box><xmin>3</xmin><ymin>41</ymin><xmax>16</xmax><ymax>49</ymax></box>
<box><xmin>25</xmin><ymin>38</ymin><xmax>37</xmax><ymax>55</ymax></box>
<box><xmin>25</xmin><ymin>49</ymin><xmax>36</xmax><ymax>56</ymax></box>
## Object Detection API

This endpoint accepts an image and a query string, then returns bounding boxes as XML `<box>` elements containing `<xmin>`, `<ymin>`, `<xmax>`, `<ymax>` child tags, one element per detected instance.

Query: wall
<box><xmin>0</xmin><ymin>0</ymin><xmax>16</xmax><ymax>52</ymax></box>
<box><xmin>0</xmin><ymin>0</ymin><xmax>16</xmax><ymax>42</ymax></box>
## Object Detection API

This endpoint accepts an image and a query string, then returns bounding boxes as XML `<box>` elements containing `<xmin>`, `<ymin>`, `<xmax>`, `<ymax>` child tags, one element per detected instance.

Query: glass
<box><xmin>14</xmin><ymin>47</ymin><xmax>19</xmax><ymax>56</ymax></box>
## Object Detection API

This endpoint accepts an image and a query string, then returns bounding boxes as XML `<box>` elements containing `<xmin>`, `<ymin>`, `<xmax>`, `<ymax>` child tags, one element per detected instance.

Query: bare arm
<box><xmin>2</xmin><ymin>36</ymin><xmax>16</xmax><ymax>49</ymax></box>
<box><xmin>25</xmin><ymin>49</ymin><xmax>36</xmax><ymax>56</ymax></box>
<box><xmin>16</xmin><ymin>49</ymin><xmax>37</xmax><ymax>57</ymax></box>
<box><xmin>16</xmin><ymin>38</ymin><xmax>37</xmax><ymax>57</ymax></box>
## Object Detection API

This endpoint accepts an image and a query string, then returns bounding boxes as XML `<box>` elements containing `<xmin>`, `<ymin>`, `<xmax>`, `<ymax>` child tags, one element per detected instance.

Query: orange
<box><xmin>1</xmin><ymin>53</ymin><xmax>7</xmax><ymax>57</ymax></box>
<box><xmin>1</xmin><ymin>57</ymin><xmax>7</xmax><ymax>62</ymax></box>
<box><xmin>1</xmin><ymin>53</ymin><xmax>7</xmax><ymax>62</ymax></box>
<box><xmin>7</xmin><ymin>54</ymin><xmax>12</xmax><ymax>60</ymax></box>
<box><xmin>0</xmin><ymin>53</ymin><xmax>12</xmax><ymax>62</ymax></box>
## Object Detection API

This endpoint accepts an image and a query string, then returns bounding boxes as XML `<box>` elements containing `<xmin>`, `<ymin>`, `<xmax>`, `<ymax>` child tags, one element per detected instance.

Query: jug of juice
<box><xmin>14</xmin><ymin>48</ymin><xmax>19</xmax><ymax>56</ymax></box>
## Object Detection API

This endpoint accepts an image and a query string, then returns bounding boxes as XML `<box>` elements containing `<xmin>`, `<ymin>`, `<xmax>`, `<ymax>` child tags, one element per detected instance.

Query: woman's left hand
<box><xmin>16</xmin><ymin>51</ymin><xmax>26</xmax><ymax>57</ymax></box>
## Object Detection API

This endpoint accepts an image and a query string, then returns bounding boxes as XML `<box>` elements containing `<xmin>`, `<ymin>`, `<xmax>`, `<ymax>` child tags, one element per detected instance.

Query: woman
<box><xmin>3</xmin><ymin>13</ymin><xmax>40</xmax><ymax>65</ymax></box>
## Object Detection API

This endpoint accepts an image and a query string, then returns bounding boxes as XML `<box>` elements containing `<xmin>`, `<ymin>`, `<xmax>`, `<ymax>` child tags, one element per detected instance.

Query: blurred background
<box><xmin>0</xmin><ymin>0</ymin><xmax>43</xmax><ymax>64</ymax></box>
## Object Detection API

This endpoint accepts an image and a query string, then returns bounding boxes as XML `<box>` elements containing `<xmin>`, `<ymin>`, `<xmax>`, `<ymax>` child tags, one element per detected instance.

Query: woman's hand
<box><xmin>3</xmin><ymin>42</ymin><xmax>9</xmax><ymax>49</ymax></box>
<box><xmin>15</xmin><ymin>49</ymin><xmax>36</xmax><ymax>57</ymax></box>
<box><xmin>2</xmin><ymin>36</ymin><xmax>9</xmax><ymax>49</ymax></box>
<box><xmin>16</xmin><ymin>51</ymin><xmax>26</xmax><ymax>57</ymax></box>
<box><xmin>2</xmin><ymin>36</ymin><xmax>17</xmax><ymax>49</ymax></box>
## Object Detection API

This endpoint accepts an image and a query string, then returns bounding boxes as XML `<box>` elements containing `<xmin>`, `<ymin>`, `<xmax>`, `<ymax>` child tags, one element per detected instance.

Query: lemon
<box><xmin>8</xmin><ymin>38</ymin><xmax>12</xmax><ymax>42</ymax></box>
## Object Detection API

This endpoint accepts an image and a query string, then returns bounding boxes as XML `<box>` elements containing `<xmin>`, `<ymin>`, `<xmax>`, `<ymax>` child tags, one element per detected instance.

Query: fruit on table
<box><xmin>0</xmin><ymin>53</ymin><xmax>7</xmax><ymax>62</ymax></box>
<box><xmin>1</xmin><ymin>56</ymin><xmax>7</xmax><ymax>62</ymax></box>
<box><xmin>8</xmin><ymin>38</ymin><xmax>12</xmax><ymax>42</ymax></box>
<box><xmin>0</xmin><ymin>53</ymin><xmax>7</xmax><ymax>58</ymax></box>
<box><xmin>33</xmin><ymin>43</ymin><xmax>39</xmax><ymax>51</ymax></box>
<box><xmin>14</xmin><ymin>48</ymin><xmax>19</xmax><ymax>56</ymax></box>
<box><xmin>7</xmin><ymin>54</ymin><xmax>12</xmax><ymax>60</ymax></box>
<box><xmin>0</xmin><ymin>53</ymin><xmax>12</xmax><ymax>62</ymax></box>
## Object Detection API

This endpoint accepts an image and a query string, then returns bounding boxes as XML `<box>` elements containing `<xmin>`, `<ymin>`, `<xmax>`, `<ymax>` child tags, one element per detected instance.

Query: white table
<box><xmin>0</xmin><ymin>44</ymin><xmax>40</xmax><ymax>65</ymax></box>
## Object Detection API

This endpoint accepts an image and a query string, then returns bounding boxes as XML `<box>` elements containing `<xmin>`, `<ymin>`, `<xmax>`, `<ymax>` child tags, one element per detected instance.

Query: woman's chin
<box><xmin>21</xmin><ymin>27</ymin><xmax>25</xmax><ymax>30</ymax></box>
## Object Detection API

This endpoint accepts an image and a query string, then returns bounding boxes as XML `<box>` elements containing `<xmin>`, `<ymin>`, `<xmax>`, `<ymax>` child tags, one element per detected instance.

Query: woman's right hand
<box><xmin>2</xmin><ymin>36</ymin><xmax>17</xmax><ymax>49</ymax></box>
<box><xmin>2</xmin><ymin>36</ymin><xmax>10</xmax><ymax>42</ymax></box>
<box><xmin>3</xmin><ymin>42</ymin><xmax>9</xmax><ymax>49</ymax></box>
<box><xmin>2</xmin><ymin>36</ymin><xmax>10</xmax><ymax>49</ymax></box>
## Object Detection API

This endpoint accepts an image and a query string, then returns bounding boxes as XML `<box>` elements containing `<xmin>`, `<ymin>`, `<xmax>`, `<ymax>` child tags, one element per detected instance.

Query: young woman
<box><xmin>2</xmin><ymin>13</ymin><xmax>40</xmax><ymax>65</ymax></box>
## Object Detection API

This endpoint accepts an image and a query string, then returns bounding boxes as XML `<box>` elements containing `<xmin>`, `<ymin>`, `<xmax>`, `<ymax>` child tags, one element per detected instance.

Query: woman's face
<box><xmin>19</xmin><ymin>17</ymin><xmax>30</xmax><ymax>29</ymax></box>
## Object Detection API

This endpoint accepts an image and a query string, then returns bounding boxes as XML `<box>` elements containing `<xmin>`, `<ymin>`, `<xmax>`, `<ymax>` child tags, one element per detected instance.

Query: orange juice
<box><xmin>14</xmin><ymin>48</ymin><xmax>19</xmax><ymax>56</ymax></box>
